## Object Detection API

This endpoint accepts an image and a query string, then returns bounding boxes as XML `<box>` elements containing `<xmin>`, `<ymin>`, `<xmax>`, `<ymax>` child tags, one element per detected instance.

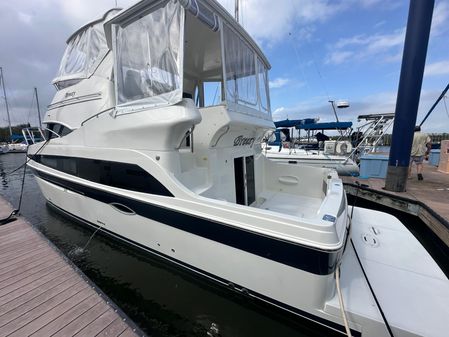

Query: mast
<box><xmin>0</xmin><ymin>67</ymin><xmax>13</xmax><ymax>137</ymax></box>
<box><xmin>34</xmin><ymin>87</ymin><xmax>42</xmax><ymax>128</ymax></box>
<box><xmin>235</xmin><ymin>0</ymin><xmax>239</xmax><ymax>23</ymax></box>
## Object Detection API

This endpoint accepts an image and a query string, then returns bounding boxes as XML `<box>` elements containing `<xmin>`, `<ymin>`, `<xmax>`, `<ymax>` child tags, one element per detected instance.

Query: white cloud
<box><xmin>217</xmin><ymin>0</ymin><xmax>363</xmax><ymax>43</ymax></box>
<box><xmin>424</xmin><ymin>60</ymin><xmax>449</xmax><ymax>77</ymax></box>
<box><xmin>431</xmin><ymin>1</ymin><xmax>449</xmax><ymax>36</ymax></box>
<box><xmin>326</xmin><ymin>28</ymin><xmax>405</xmax><ymax>65</ymax></box>
<box><xmin>269</xmin><ymin>78</ymin><xmax>290</xmax><ymax>89</ymax></box>
<box><xmin>18</xmin><ymin>12</ymin><xmax>33</xmax><ymax>25</ymax></box>
<box><xmin>58</xmin><ymin>0</ymin><xmax>136</xmax><ymax>27</ymax></box>
<box><xmin>325</xmin><ymin>51</ymin><xmax>354</xmax><ymax>65</ymax></box>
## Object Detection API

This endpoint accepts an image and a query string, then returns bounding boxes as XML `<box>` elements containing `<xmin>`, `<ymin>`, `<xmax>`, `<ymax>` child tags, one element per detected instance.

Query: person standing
<box><xmin>409</xmin><ymin>126</ymin><xmax>431</xmax><ymax>180</ymax></box>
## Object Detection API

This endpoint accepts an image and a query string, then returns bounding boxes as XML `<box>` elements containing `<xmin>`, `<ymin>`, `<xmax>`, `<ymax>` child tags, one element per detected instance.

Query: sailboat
<box><xmin>0</xmin><ymin>67</ymin><xmax>11</xmax><ymax>154</ymax></box>
<box><xmin>25</xmin><ymin>1</ymin><xmax>449</xmax><ymax>336</ymax></box>
<box><xmin>0</xmin><ymin>67</ymin><xmax>30</xmax><ymax>153</ymax></box>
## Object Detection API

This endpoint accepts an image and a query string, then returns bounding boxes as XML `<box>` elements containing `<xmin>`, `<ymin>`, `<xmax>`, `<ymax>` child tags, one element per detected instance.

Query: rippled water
<box><xmin>1</xmin><ymin>153</ymin><xmax>330</xmax><ymax>337</ymax></box>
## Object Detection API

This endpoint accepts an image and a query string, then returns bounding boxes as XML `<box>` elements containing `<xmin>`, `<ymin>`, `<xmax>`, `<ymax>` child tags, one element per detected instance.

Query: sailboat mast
<box><xmin>0</xmin><ymin>67</ymin><xmax>12</xmax><ymax>137</ymax></box>
<box><xmin>34</xmin><ymin>87</ymin><xmax>42</xmax><ymax>128</ymax></box>
<box><xmin>235</xmin><ymin>0</ymin><xmax>239</xmax><ymax>23</ymax></box>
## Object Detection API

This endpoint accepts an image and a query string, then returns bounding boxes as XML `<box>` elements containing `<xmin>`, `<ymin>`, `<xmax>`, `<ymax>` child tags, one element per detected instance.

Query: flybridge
<box><xmin>103</xmin><ymin>0</ymin><xmax>272</xmax><ymax>118</ymax></box>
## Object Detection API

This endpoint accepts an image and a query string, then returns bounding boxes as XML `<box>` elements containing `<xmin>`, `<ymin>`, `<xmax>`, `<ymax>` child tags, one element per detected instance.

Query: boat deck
<box><xmin>342</xmin><ymin>163</ymin><xmax>449</xmax><ymax>246</ymax></box>
<box><xmin>0</xmin><ymin>197</ymin><xmax>144</xmax><ymax>337</ymax></box>
<box><xmin>255</xmin><ymin>191</ymin><xmax>322</xmax><ymax>218</ymax></box>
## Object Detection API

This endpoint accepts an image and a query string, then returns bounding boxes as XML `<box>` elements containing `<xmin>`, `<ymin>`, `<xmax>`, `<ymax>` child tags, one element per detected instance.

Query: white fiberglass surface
<box><xmin>115</xmin><ymin>1</ymin><xmax>183</xmax><ymax>111</ymax></box>
<box><xmin>347</xmin><ymin>207</ymin><xmax>449</xmax><ymax>337</ymax></box>
<box><xmin>254</xmin><ymin>191</ymin><xmax>322</xmax><ymax>219</ymax></box>
<box><xmin>55</xmin><ymin>19</ymin><xmax>109</xmax><ymax>87</ymax></box>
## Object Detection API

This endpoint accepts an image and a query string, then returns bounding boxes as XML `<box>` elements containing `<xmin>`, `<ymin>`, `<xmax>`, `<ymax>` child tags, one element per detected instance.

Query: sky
<box><xmin>0</xmin><ymin>0</ymin><xmax>448</xmax><ymax>132</ymax></box>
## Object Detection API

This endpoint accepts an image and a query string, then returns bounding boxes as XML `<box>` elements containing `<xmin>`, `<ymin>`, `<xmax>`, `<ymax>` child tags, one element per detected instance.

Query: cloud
<box><xmin>325</xmin><ymin>51</ymin><xmax>354</xmax><ymax>65</ymax></box>
<box><xmin>424</xmin><ymin>60</ymin><xmax>449</xmax><ymax>77</ymax></box>
<box><xmin>219</xmin><ymin>0</ymin><xmax>382</xmax><ymax>44</ymax></box>
<box><xmin>269</xmin><ymin>78</ymin><xmax>290</xmax><ymax>89</ymax></box>
<box><xmin>431</xmin><ymin>1</ymin><xmax>449</xmax><ymax>36</ymax></box>
<box><xmin>326</xmin><ymin>28</ymin><xmax>405</xmax><ymax>65</ymax></box>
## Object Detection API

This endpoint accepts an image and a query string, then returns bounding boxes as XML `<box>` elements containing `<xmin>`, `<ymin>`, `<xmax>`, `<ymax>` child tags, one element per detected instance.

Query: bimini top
<box><xmin>296</xmin><ymin>121</ymin><xmax>353</xmax><ymax>131</ymax></box>
<box><xmin>52</xmin><ymin>8</ymin><xmax>121</xmax><ymax>89</ymax></box>
<box><xmin>274</xmin><ymin>118</ymin><xmax>318</xmax><ymax>128</ymax></box>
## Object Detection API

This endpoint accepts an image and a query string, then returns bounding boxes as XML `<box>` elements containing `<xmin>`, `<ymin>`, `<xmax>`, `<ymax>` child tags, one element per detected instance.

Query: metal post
<box><xmin>34</xmin><ymin>87</ymin><xmax>42</xmax><ymax>128</ymax></box>
<box><xmin>384</xmin><ymin>0</ymin><xmax>434</xmax><ymax>192</ymax></box>
<box><xmin>235</xmin><ymin>0</ymin><xmax>239</xmax><ymax>22</ymax></box>
<box><xmin>0</xmin><ymin>67</ymin><xmax>13</xmax><ymax>137</ymax></box>
<box><xmin>329</xmin><ymin>100</ymin><xmax>340</xmax><ymax>123</ymax></box>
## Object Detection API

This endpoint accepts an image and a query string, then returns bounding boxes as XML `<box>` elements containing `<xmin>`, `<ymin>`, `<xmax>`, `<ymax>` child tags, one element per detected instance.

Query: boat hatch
<box><xmin>105</xmin><ymin>0</ymin><xmax>272</xmax><ymax>119</ymax></box>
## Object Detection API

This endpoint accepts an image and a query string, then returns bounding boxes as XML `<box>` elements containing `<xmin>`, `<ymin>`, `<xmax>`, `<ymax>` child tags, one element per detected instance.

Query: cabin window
<box><xmin>34</xmin><ymin>155</ymin><xmax>173</xmax><ymax>196</ymax></box>
<box><xmin>44</xmin><ymin>123</ymin><xmax>73</xmax><ymax>139</ymax></box>
<box><xmin>115</xmin><ymin>1</ymin><xmax>183</xmax><ymax>110</ymax></box>
<box><xmin>222</xmin><ymin>23</ymin><xmax>258</xmax><ymax>108</ymax></box>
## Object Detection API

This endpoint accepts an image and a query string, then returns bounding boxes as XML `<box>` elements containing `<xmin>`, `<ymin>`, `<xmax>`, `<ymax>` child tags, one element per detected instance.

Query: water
<box><xmin>0</xmin><ymin>153</ymin><xmax>329</xmax><ymax>337</ymax></box>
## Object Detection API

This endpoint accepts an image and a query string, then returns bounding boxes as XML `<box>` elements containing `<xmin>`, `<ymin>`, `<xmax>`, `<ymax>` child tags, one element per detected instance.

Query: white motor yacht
<box><xmin>26</xmin><ymin>1</ymin><xmax>449</xmax><ymax>336</ymax></box>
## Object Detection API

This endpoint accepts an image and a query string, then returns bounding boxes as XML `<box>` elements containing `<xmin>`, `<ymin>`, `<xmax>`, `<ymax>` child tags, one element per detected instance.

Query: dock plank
<box><xmin>0</xmin><ymin>198</ymin><xmax>143</xmax><ymax>337</ymax></box>
<box><xmin>4</xmin><ymin>287</ymin><xmax>96</xmax><ymax>337</ymax></box>
<box><xmin>73</xmin><ymin>308</ymin><xmax>120</xmax><ymax>337</ymax></box>
<box><xmin>0</xmin><ymin>275</ymin><xmax>80</xmax><ymax>317</ymax></box>
<box><xmin>0</xmin><ymin>265</ymin><xmax>72</xmax><ymax>305</ymax></box>
<box><xmin>51</xmin><ymin>301</ymin><xmax>109</xmax><ymax>337</ymax></box>
<box><xmin>95</xmin><ymin>317</ymin><xmax>129</xmax><ymax>337</ymax></box>
<box><xmin>0</xmin><ymin>257</ymin><xmax>63</xmax><ymax>287</ymax></box>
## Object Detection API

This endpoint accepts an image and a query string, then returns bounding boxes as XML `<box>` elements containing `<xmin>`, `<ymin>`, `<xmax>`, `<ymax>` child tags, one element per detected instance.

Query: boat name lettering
<box><xmin>65</xmin><ymin>91</ymin><xmax>76</xmax><ymax>98</ymax></box>
<box><xmin>234</xmin><ymin>136</ymin><xmax>255</xmax><ymax>147</ymax></box>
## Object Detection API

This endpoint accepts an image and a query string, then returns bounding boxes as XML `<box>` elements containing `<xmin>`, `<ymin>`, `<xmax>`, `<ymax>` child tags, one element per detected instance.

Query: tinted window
<box><xmin>33</xmin><ymin>155</ymin><xmax>172</xmax><ymax>197</ymax></box>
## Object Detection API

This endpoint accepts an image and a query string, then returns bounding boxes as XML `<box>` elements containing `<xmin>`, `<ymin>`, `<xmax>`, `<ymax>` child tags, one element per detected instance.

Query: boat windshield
<box><xmin>54</xmin><ymin>12</ymin><xmax>115</xmax><ymax>90</ymax></box>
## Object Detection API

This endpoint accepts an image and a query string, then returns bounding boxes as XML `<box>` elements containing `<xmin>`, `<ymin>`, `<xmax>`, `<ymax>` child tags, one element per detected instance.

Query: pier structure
<box><xmin>385</xmin><ymin>0</ymin><xmax>435</xmax><ymax>192</ymax></box>
<box><xmin>0</xmin><ymin>197</ymin><xmax>145</xmax><ymax>337</ymax></box>
<box><xmin>343</xmin><ymin>163</ymin><xmax>449</xmax><ymax>247</ymax></box>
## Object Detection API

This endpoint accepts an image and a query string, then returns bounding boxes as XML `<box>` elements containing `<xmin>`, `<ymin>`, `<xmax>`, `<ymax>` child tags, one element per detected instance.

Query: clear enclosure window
<box><xmin>55</xmin><ymin>22</ymin><xmax>108</xmax><ymax>86</ymax></box>
<box><xmin>115</xmin><ymin>1</ymin><xmax>183</xmax><ymax>107</ymax></box>
<box><xmin>223</xmin><ymin>23</ymin><xmax>258</xmax><ymax>108</ymax></box>
<box><xmin>257</xmin><ymin>57</ymin><xmax>270</xmax><ymax>113</ymax></box>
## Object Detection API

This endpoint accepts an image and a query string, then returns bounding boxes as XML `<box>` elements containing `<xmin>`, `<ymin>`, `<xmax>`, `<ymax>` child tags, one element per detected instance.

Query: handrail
<box><xmin>81</xmin><ymin>107</ymin><xmax>115</xmax><ymax>126</ymax></box>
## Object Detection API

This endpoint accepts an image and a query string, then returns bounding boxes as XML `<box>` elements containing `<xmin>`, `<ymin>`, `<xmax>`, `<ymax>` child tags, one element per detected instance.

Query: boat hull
<box><xmin>32</xmin><ymin>169</ymin><xmax>359</xmax><ymax>336</ymax></box>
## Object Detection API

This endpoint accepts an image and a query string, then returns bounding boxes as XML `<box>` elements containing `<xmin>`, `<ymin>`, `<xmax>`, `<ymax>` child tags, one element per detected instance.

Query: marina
<box><xmin>0</xmin><ymin>193</ymin><xmax>143</xmax><ymax>337</ymax></box>
<box><xmin>1</xmin><ymin>0</ymin><xmax>449</xmax><ymax>336</ymax></box>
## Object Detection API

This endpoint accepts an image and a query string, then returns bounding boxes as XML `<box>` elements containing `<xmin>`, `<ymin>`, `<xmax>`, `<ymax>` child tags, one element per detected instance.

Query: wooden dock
<box><xmin>0</xmin><ymin>197</ymin><xmax>144</xmax><ymax>337</ymax></box>
<box><xmin>342</xmin><ymin>163</ymin><xmax>449</xmax><ymax>246</ymax></box>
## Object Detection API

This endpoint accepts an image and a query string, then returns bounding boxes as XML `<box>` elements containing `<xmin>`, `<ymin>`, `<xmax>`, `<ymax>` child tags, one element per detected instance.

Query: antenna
<box><xmin>235</xmin><ymin>0</ymin><xmax>239</xmax><ymax>22</ymax></box>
